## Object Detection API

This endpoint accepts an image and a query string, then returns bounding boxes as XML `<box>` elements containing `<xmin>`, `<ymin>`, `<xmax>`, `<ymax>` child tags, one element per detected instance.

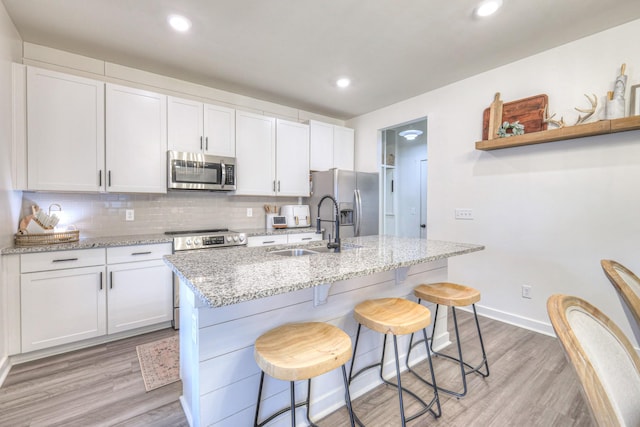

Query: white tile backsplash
<box><xmin>20</xmin><ymin>192</ymin><xmax>305</xmax><ymax>237</ymax></box>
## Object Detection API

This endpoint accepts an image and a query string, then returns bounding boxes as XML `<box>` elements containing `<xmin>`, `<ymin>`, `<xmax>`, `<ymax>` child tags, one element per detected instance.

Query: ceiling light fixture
<box><xmin>475</xmin><ymin>0</ymin><xmax>503</xmax><ymax>17</ymax></box>
<box><xmin>399</xmin><ymin>129</ymin><xmax>423</xmax><ymax>141</ymax></box>
<box><xmin>336</xmin><ymin>78</ymin><xmax>351</xmax><ymax>88</ymax></box>
<box><xmin>168</xmin><ymin>14</ymin><xmax>192</xmax><ymax>32</ymax></box>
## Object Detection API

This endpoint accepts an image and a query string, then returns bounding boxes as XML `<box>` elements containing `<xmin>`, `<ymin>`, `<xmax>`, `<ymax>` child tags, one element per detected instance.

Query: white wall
<box><xmin>0</xmin><ymin>2</ymin><xmax>23</xmax><ymax>383</ymax></box>
<box><xmin>348</xmin><ymin>19</ymin><xmax>640</xmax><ymax>346</ymax></box>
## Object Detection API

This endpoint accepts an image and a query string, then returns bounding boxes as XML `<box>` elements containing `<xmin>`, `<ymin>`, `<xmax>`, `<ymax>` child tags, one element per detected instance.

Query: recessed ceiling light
<box><xmin>475</xmin><ymin>0</ymin><xmax>502</xmax><ymax>17</ymax></box>
<box><xmin>336</xmin><ymin>78</ymin><xmax>351</xmax><ymax>88</ymax></box>
<box><xmin>399</xmin><ymin>130</ymin><xmax>423</xmax><ymax>141</ymax></box>
<box><xmin>168</xmin><ymin>14</ymin><xmax>192</xmax><ymax>32</ymax></box>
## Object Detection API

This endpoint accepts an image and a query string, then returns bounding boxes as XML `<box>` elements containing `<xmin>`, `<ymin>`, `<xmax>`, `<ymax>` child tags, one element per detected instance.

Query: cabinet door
<box><xmin>333</xmin><ymin>125</ymin><xmax>355</xmax><ymax>171</ymax></box>
<box><xmin>106</xmin><ymin>84</ymin><xmax>167</xmax><ymax>193</ymax></box>
<box><xmin>276</xmin><ymin>119</ymin><xmax>310</xmax><ymax>196</ymax></box>
<box><xmin>21</xmin><ymin>266</ymin><xmax>106</xmax><ymax>352</ymax></box>
<box><xmin>168</xmin><ymin>96</ymin><xmax>204</xmax><ymax>153</ymax></box>
<box><xmin>309</xmin><ymin>120</ymin><xmax>334</xmax><ymax>171</ymax></box>
<box><xmin>107</xmin><ymin>260</ymin><xmax>172</xmax><ymax>334</ymax></box>
<box><xmin>235</xmin><ymin>111</ymin><xmax>276</xmax><ymax>195</ymax></box>
<box><xmin>27</xmin><ymin>67</ymin><xmax>104</xmax><ymax>191</ymax></box>
<box><xmin>204</xmin><ymin>104</ymin><xmax>235</xmax><ymax>157</ymax></box>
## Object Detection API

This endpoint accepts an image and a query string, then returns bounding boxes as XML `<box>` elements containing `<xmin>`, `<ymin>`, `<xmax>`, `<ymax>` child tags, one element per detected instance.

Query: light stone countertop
<box><xmin>164</xmin><ymin>235</ymin><xmax>484</xmax><ymax>308</ymax></box>
<box><xmin>0</xmin><ymin>227</ymin><xmax>318</xmax><ymax>255</ymax></box>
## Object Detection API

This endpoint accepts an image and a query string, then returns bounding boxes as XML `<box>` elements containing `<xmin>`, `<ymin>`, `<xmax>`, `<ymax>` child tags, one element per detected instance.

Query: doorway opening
<box><xmin>379</xmin><ymin>117</ymin><xmax>428</xmax><ymax>238</ymax></box>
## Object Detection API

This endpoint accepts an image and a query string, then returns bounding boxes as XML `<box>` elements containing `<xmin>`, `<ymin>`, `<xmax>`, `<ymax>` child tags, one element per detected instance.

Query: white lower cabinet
<box><xmin>106</xmin><ymin>243</ymin><xmax>173</xmax><ymax>334</ymax></box>
<box><xmin>19</xmin><ymin>244</ymin><xmax>172</xmax><ymax>354</ymax></box>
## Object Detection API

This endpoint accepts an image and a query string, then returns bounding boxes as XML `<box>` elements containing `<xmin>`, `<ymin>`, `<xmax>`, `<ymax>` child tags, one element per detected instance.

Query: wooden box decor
<box><xmin>483</xmin><ymin>93</ymin><xmax>549</xmax><ymax>140</ymax></box>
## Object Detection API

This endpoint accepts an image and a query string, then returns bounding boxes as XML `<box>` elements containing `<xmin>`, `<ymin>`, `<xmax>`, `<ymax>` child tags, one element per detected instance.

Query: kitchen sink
<box><xmin>270</xmin><ymin>248</ymin><xmax>318</xmax><ymax>257</ymax></box>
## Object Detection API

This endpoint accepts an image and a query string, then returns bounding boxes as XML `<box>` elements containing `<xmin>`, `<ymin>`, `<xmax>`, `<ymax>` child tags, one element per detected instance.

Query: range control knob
<box><xmin>233</xmin><ymin>236</ymin><xmax>239</xmax><ymax>242</ymax></box>
<box><xmin>238</xmin><ymin>235</ymin><xmax>245</xmax><ymax>243</ymax></box>
<box><xmin>194</xmin><ymin>238</ymin><xmax>201</xmax><ymax>246</ymax></box>
<box><xmin>186</xmin><ymin>239</ymin><xmax>192</xmax><ymax>246</ymax></box>
<box><xmin>226</xmin><ymin>235</ymin><xmax>232</xmax><ymax>242</ymax></box>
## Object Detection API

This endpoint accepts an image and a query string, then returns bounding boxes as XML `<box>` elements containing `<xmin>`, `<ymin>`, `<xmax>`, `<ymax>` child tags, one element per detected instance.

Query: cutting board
<box><xmin>482</xmin><ymin>94</ymin><xmax>548</xmax><ymax>140</ymax></box>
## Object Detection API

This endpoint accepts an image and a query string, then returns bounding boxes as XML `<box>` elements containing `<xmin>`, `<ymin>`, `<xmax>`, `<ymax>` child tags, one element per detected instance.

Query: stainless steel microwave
<box><xmin>167</xmin><ymin>151</ymin><xmax>236</xmax><ymax>191</ymax></box>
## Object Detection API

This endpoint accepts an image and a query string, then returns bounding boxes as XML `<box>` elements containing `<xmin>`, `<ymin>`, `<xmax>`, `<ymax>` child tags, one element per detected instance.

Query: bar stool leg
<box><xmin>254</xmin><ymin>371</ymin><xmax>266</xmax><ymax>427</ymax></box>
<box><xmin>408</xmin><ymin>301</ymin><xmax>490</xmax><ymax>399</ymax></box>
<box><xmin>290</xmin><ymin>381</ymin><xmax>296</xmax><ymax>427</ymax></box>
<box><xmin>341</xmin><ymin>365</ymin><xmax>356</xmax><ymax>427</ymax></box>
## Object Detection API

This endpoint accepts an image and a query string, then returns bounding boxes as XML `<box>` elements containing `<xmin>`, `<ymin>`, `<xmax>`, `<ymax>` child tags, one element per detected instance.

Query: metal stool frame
<box><xmin>348</xmin><ymin>323</ymin><xmax>441</xmax><ymax>427</ymax></box>
<box><xmin>406</xmin><ymin>301</ymin><xmax>489</xmax><ymax>398</ymax></box>
<box><xmin>253</xmin><ymin>365</ymin><xmax>356</xmax><ymax>427</ymax></box>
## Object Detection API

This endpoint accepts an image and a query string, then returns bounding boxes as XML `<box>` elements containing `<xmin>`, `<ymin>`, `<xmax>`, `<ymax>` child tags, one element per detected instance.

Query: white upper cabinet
<box><xmin>235</xmin><ymin>111</ymin><xmax>310</xmax><ymax>197</ymax></box>
<box><xmin>309</xmin><ymin>120</ymin><xmax>354</xmax><ymax>171</ymax></box>
<box><xmin>276</xmin><ymin>119</ymin><xmax>310</xmax><ymax>197</ymax></box>
<box><xmin>235</xmin><ymin>110</ymin><xmax>276</xmax><ymax>195</ymax></box>
<box><xmin>26</xmin><ymin>66</ymin><xmax>105</xmax><ymax>191</ymax></box>
<box><xmin>333</xmin><ymin>125</ymin><xmax>355</xmax><ymax>170</ymax></box>
<box><xmin>106</xmin><ymin>84</ymin><xmax>167</xmax><ymax>193</ymax></box>
<box><xmin>309</xmin><ymin>120</ymin><xmax>334</xmax><ymax>171</ymax></box>
<box><xmin>168</xmin><ymin>96</ymin><xmax>235</xmax><ymax>157</ymax></box>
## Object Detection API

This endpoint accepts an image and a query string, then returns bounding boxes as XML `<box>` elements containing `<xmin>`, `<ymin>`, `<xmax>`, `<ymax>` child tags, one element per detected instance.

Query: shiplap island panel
<box><xmin>163</xmin><ymin>236</ymin><xmax>483</xmax><ymax>427</ymax></box>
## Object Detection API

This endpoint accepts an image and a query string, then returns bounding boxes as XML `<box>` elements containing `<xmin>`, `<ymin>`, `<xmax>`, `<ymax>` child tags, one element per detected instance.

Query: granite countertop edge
<box><xmin>164</xmin><ymin>236</ymin><xmax>485</xmax><ymax>309</ymax></box>
<box><xmin>0</xmin><ymin>227</ymin><xmax>319</xmax><ymax>255</ymax></box>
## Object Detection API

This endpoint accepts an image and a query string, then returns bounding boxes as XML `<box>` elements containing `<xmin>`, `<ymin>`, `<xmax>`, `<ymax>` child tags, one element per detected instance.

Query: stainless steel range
<box><xmin>166</xmin><ymin>228</ymin><xmax>247</xmax><ymax>329</ymax></box>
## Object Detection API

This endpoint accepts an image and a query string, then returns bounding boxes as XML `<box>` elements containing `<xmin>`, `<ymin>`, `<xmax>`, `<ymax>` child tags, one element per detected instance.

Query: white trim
<box><xmin>471</xmin><ymin>304</ymin><xmax>556</xmax><ymax>337</ymax></box>
<box><xmin>0</xmin><ymin>355</ymin><xmax>10</xmax><ymax>387</ymax></box>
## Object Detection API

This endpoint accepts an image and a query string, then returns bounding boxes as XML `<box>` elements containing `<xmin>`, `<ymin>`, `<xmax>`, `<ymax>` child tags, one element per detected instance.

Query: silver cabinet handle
<box><xmin>200</xmin><ymin>136</ymin><xmax>203</xmax><ymax>150</ymax></box>
<box><xmin>205</xmin><ymin>136</ymin><xmax>209</xmax><ymax>150</ymax></box>
<box><xmin>302</xmin><ymin>237</ymin><xmax>312</xmax><ymax>241</ymax></box>
<box><xmin>272</xmin><ymin>181</ymin><xmax>276</xmax><ymax>192</ymax></box>
<box><xmin>108</xmin><ymin>170</ymin><xmax>112</xmax><ymax>187</ymax></box>
<box><xmin>52</xmin><ymin>258</ymin><xmax>78</xmax><ymax>263</ymax></box>
<box><xmin>263</xmin><ymin>240</ymin><xmax>275</xmax><ymax>244</ymax></box>
<box><xmin>221</xmin><ymin>161</ymin><xmax>226</xmax><ymax>188</ymax></box>
<box><xmin>110</xmin><ymin>271</ymin><xmax>113</xmax><ymax>289</ymax></box>
<box><xmin>131</xmin><ymin>251</ymin><xmax>152</xmax><ymax>256</ymax></box>
<box><xmin>98</xmin><ymin>170</ymin><xmax>102</xmax><ymax>187</ymax></box>
<box><xmin>99</xmin><ymin>271</ymin><xmax>103</xmax><ymax>290</ymax></box>
<box><xmin>277</xmin><ymin>181</ymin><xmax>281</xmax><ymax>192</ymax></box>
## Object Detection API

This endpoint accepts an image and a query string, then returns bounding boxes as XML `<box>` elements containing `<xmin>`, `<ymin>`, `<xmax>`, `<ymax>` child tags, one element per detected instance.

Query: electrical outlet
<box><xmin>125</xmin><ymin>209</ymin><xmax>135</xmax><ymax>221</ymax></box>
<box><xmin>455</xmin><ymin>208</ymin><xmax>473</xmax><ymax>220</ymax></box>
<box><xmin>522</xmin><ymin>285</ymin><xmax>532</xmax><ymax>299</ymax></box>
<box><xmin>246</xmin><ymin>208</ymin><xmax>253</xmax><ymax>217</ymax></box>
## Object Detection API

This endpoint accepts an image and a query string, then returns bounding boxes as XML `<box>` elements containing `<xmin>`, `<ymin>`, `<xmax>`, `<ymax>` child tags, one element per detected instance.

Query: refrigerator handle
<box><xmin>354</xmin><ymin>189</ymin><xmax>362</xmax><ymax>236</ymax></box>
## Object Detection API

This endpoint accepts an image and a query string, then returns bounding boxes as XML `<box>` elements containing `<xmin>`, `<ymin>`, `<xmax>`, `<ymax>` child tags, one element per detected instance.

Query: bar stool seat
<box><xmin>254</xmin><ymin>322</ymin><xmax>356</xmax><ymax>427</ymax></box>
<box><xmin>349</xmin><ymin>298</ymin><xmax>441</xmax><ymax>426</ymax></box>
<box><xmin>407</xmin><ymin>282</ymin><xmax>489</xmax><ymax>398</ymax></box>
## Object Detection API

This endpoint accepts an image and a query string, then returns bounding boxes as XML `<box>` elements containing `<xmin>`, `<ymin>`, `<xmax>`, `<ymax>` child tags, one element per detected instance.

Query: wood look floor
<box><xmin>0</xmin><ymin>312</ymin><xmax>594</xmax><ymax>427</ymax></box>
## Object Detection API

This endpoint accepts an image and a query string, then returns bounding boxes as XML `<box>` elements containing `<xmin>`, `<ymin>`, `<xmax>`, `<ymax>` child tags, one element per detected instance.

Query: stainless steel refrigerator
<box><xmin>310</xmin><ymin>169</ymin><xmax>379</xmax><ymax>239</ymax></box>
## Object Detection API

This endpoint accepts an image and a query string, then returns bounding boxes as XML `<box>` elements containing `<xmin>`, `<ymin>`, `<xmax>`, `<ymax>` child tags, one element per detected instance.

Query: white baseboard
<box><xmin>463</xmin><ymin>304</ymin><xmax>555</xmax><ymax>337</ymax></box>
<box><xmin>0</xmin><ymin>355</ymin><xmax>11</xmax><ymax>388</ymax></box>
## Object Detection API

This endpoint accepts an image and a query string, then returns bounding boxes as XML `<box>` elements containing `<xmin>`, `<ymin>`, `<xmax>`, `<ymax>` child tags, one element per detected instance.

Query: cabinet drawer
<box><xmin>106</xmin><ymin>243</ymin><xmax>172</xmax><ymax>264</ymax></box>
<box><xmin>21</xmin><ymin>248</ymin><xmax>105</xmax><ymax>273</ymax></box>
<box><xmin>246</xmin><ymin>235</ymin><xmax>288</xmax><ymax>247</ymax></box>
<box><xmin>287</xmin><ymin>233</ymin><xmax>322</xmax><ymax>244</ymax></box>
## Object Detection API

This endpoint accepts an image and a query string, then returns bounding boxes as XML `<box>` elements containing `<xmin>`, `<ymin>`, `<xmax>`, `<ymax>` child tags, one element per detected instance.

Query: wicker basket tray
<box><xmin>14</xmin><ymin>230</ymin><xmax>80</xmax><ymax>247</ymax></box>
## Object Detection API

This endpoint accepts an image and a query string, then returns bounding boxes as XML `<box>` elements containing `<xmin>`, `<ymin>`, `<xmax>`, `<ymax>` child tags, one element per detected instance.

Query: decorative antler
<box><xmin>574</xmin><ymin>93</ymin><xmax>598</xmax><ymax>125</ymax></box>
<box><xmin>543</xmin><ymin>105</ymin><xmax>565</xmax><ymax>129</ymax></box>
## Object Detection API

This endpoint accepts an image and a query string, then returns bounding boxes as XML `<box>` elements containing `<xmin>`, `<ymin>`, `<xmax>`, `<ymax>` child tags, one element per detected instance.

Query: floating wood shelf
<box><xmin>475</xmin><ymin>115</ymin><xmax>640</xmax><ymax>151</ymax></box>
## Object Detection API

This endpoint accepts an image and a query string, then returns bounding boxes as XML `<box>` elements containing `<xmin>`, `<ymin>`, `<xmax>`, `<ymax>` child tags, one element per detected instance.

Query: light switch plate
<box><xmin>455</xmin><ymin>208</ymin><xmax>473</xmax><ymax>220</ymax></box>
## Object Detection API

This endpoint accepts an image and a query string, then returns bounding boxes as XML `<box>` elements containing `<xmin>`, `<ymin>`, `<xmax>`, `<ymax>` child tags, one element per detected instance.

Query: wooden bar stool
<box><xmin>254</xmin><ymin>322</ymin><xmax>356</xmax><ymax>427</ymax></box>
<box><xmin>407</xmin><ymin>282</ymin><xmax>489</xmax><ymax>398</ymax></box>
<box><xmin>349</xmin><ymin>298</ymin><xmax>441</xmax><ymax>426</ymax></box>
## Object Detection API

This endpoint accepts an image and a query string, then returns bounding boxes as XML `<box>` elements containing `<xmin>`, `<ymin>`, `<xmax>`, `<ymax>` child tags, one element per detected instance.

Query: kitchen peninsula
<box><xmin>164</xmin><ymin>235</ymin><xmax>483</xmax><ymax>427</ymax></box>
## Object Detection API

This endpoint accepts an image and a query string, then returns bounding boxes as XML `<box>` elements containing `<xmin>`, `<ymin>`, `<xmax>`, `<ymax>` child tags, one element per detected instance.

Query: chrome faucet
<box><xmin>316</xmin><ymin>195</ymin><xmax>340</xmax><ymax>252</ymax></box>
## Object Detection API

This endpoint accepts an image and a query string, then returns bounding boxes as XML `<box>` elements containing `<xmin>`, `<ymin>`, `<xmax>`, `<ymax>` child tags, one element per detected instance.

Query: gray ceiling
<box><xmin>3</xmin><ymin>0</ymin><xmax>640</xmax><ymax>120</ymax></box>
